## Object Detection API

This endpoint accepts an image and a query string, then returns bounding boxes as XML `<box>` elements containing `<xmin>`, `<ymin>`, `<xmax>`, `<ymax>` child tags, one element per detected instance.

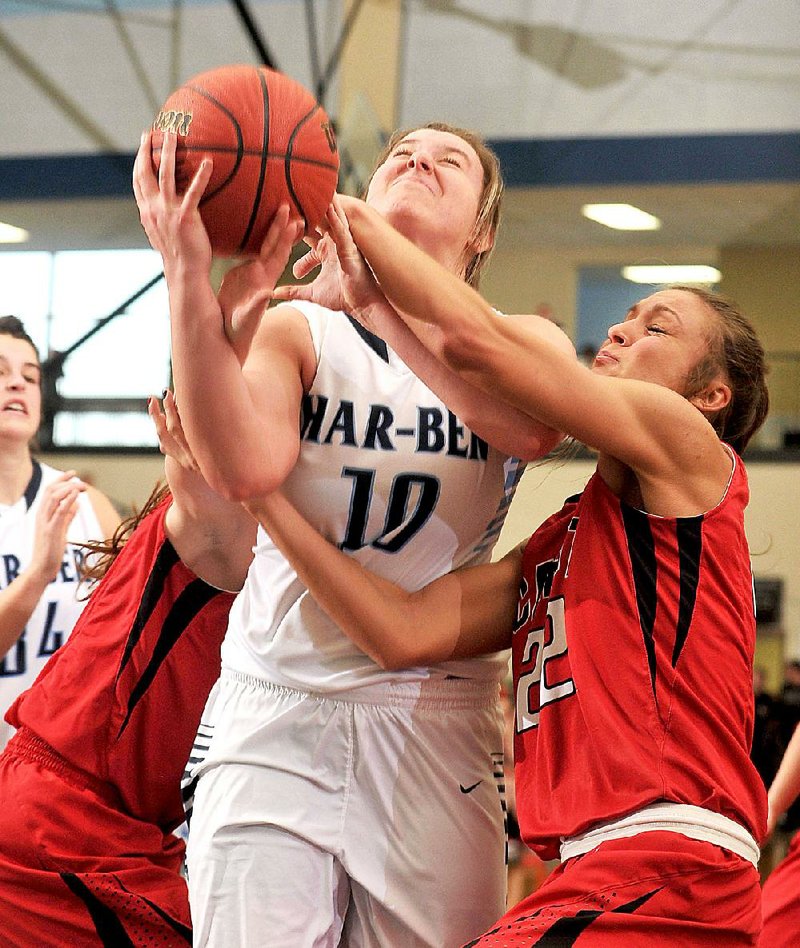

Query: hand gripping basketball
<box><xmin>150</xmin><ymin>64</ymin><xmax>340</xmax><ymax>256</ymax></box>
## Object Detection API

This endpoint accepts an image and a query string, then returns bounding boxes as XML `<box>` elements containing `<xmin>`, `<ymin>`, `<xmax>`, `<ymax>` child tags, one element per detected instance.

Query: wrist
<box><xmin>16</xmin><ymin>563</ymin><xmax>52</xmax><ymax>601</ymax></box>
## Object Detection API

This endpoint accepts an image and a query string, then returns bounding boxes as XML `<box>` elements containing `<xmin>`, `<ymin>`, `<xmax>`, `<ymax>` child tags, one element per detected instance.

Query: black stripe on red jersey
<box><xmin>674</xmin><ymin>516</ymin><xmax>703</xmax><ymax>667</ymax></box>
<box><xmin>60</xmin><ymin>871</ymin><xmax>192</xmax><ymax>945</ymax></box>
<box><xmin>620</xmin><ymin>503</ymin><xmax>658</xmax><ymax>697</ymax></box>
<box><xmin>116</xmin><ymin>540</ymin><xmax>181</xmax><ymax>680</ymax></box>
<box><xmin>116</xmin><ymin>579</ymin><xmax>220</xmax><ymax>738</ymax></box>
<box><xmin>23</xmin><ymin>460</ymin><xmax>42</xmax><ymax>511</ymax></box>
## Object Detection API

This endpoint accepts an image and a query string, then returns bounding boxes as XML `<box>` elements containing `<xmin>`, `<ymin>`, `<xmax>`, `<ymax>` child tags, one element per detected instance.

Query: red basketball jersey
<box><xmin>6</xmin><ymin>501</ymin><xmax>234</xmax><ymax>832</ymax></box>
<box><xmin>512</xmin><ymin>452</ymin><xmax>766</xmax><ymax>861</ymax></box>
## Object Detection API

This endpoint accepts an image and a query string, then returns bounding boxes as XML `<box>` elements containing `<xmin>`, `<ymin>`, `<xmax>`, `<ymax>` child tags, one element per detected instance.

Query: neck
<box><xmin>0</xmin><ymin>443</ymin><xmax>34</xmax><ymax>505</ymax></box>
<box><xmin>383</xmin><ymin>209</ymin><xmax>467</xmax><ymax>280</ymax></box>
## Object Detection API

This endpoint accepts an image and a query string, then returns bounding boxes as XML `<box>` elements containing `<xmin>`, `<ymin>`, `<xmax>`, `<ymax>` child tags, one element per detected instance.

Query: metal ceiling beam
<box><xmin>228</xmin><ymin>0</ymin><xmax>278</xmax><ymax>70</ymax></box>
<box><xmin>0</xmin><ymin>25</ymin><xmax>119</xmax><ymax>151</ymax></box>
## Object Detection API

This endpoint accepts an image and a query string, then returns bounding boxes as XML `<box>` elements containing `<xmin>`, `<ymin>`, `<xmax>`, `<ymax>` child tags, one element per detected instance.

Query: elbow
<box><xmin>515</xmin><ymin>425</ymin><xmax>567</xmax><ymax>463</ymax></box>
<box><xmin>202</xmin><ymin>466</ymin><xmax>287</xmax><ymax>504</ymax></box>
<box><xmin>370</xmin><ymin>643</ymin><xmax>426</xmax><ymax>673</ymax></box>
<box><xmin>363</xmin><ymin>614</ymin><xmax>447</xmax><ymax>671</ymax></box>
<box><xmin>201</xmin><ymin>447</ymin><xmax>299</xmax><ymax>503</ymax></box>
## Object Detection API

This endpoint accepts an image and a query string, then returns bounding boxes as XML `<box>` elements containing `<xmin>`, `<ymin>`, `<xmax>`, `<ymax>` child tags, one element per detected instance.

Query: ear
<box><xmin>470</xmin><ymin>225</ymin><xmax>495</xmax><ymax>255</ymax></box>
<box><xmin>689</xmin><ymin>377</ymin><xmax>732</xmax><ymax>416</ymax></box>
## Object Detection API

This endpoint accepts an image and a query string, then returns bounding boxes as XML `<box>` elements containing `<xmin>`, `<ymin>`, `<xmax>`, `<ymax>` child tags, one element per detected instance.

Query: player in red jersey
<box><xmin>759</xmin><ymin>722</ymin><xmax>800</xmax><ymax>946</ymax></box>
<box><xmin>0</xmin><ymin>392</ymin><xmax>255</xmax><ymax>947</ymax></box>
<box><xmin>244</xmin><ymin>196</ymin><xmax>771</xmax><ymax>945</ymax></box>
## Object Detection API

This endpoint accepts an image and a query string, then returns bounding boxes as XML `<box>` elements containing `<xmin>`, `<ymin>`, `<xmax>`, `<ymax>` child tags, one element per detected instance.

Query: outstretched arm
<box><xmin>338</xmin><ymin>196</ymin><xmax>731</xmax><ymax>514</ymax></box>
<box><xmin>766</xmin><ymin>723</ymin><xmax>800</xmax><ymax>839</ymax></box>
<box><xmin>0</xmin><ymin>473</ymin><xmax>86</xmax><ymax>660</ymax></box>
<box><xmin>133</xmin><ymin>130</ymin><xmax>309</xmax><ymax>501</ymax></box>
<box><xmin>245</xmin><ymin>491</ymin><xmax>520</xmax><ymax>670</ymax></box>
<box><xmin>274</xmin><ymin>197</ymin><xmax>567</xmax><ymax>461</ymax></box>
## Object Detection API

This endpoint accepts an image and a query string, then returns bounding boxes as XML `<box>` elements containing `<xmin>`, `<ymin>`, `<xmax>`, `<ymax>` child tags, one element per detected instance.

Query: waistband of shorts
<box><xmin>6</xmin><ymin>727</ymin><xmax>123</xmax><ymax>809</ymax></box>
<box><xmin>221</xmin><ymin>666</ymin><xmax>501</xmax><ymax>710</ymax></box>
<box><xmin>559</xmin><ymin>802</ymin><xmax>761</xmax><ymax>868</ymax></box>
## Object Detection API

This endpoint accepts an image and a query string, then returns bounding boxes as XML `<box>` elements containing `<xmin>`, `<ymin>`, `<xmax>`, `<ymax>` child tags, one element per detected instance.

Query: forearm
<box><xmin>768</xmin><ymin>724</ymin><xmax>800</xmax><ymax>821</ymax></box>
<box><xmin>0</xmin><ymin>569</ymin><xmax>50</xmax><ymax>660</ymax></box>
<box><xmin>168</xmin><ymin>267</ymin><xmax>298</xmax><ymax>500</ymax></box>
<box><xmin>246</xmin><ymin>492</ymin><xmax>513</xmax><ymax>669</ymax></box>
<box><xmin>246</xmin><ymin>492</ymin><xmax>432</xmax><ymax>669</ymax></box>
<box><xmin>365</xmin><ymin>299</ymin><xmax>561</xmax><ymax>460</ymax></box>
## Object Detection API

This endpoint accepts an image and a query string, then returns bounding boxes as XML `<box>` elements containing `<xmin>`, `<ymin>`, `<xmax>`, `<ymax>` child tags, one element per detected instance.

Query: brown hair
<box><xmin>677</xmin><ymin>285</ymin><xmax>770</xmax><ymax>454</ymax></box>
<box><xmin>79</xmin><ymin>482</ymin><xmax>171</xmax><ymax>586</ymax></box>
<box><xmin>0</xmin><ymin>315</ymin><xmax>39</xmax><ymax>362</ymax></box>
<box><xmin>365</xmin><ymin>122</ymin><xmax>504</xmax><ymax>289</ymax></box>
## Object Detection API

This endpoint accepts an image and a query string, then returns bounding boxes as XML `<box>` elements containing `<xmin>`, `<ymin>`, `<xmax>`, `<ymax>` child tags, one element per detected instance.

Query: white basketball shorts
<box><xmin>186</xmin><ymin>668</ymin><xmax>508</xmax><ymax>947</ymax></box>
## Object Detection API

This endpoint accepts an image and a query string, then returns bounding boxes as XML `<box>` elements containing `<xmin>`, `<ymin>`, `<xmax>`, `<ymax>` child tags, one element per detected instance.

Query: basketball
<box><xmin>150</xmin><ymin>64</ymin><xmax>339</xmax><ymax>256</ymax></box>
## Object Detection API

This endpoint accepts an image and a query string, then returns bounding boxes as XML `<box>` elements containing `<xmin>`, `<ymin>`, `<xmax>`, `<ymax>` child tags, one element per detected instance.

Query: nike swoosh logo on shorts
<box><xmin>460</xmin><ymin>781</ymin><xmax>482</xmax><ymax>794</ymax></box>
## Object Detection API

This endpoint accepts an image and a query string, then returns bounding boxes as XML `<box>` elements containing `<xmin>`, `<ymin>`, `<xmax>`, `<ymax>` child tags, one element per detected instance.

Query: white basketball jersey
<box><xmin>222</xmin><ymin>302</ymin><xmax>525</xmax><ymax>692</ymax></box>
<box><xmin>0</xmin><ymin>461</ymin><xmax>105</xmax><ymax>749</ymax></box>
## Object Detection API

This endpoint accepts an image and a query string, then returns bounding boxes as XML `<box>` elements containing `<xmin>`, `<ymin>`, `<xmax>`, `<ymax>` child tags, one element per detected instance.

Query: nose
<box><xmin>406</xmin><ymin>148</ymin><xmax>433</xmax><ymax>173</ymax></box>
<box><xmin>606</xmin><ymin>321</ymin><xmax>630</xmax><ymax>345</ymax></box>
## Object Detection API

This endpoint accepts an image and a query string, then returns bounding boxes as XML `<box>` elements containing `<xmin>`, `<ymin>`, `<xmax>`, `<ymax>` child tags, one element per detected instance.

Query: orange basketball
<box><xmin>151</xmin><ymin>64</ymin><xmax>339</xmax><ymax>256</ymax></box>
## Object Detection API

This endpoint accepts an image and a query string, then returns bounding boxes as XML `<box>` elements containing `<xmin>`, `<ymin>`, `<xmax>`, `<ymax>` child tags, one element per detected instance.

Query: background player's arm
<box><xmin>150</xmin><ymin>393</ymin><xmax>256</xmax><ymax>591</ymax></box>
<box><xmin>276</xmin><ymin>197</ymin><xmax>567</xmax><ymax>461</ymax></box>
<box><xmin>246</xmin><ymin>491</ymin><xmax>519</xmax><ymax>669</ymax></box>
<box><xmin>766</xmin><ymin>723</ymin><xmax>800</xmax><ymax>839</ymax></box>
<box><xmin>340</xmin><ymin>196</ymin><xmax>730</xmax><ymax>515</ymax></box>
<box><xmin>133</xmin><ymin>131</ymin><xmax>311</xmax><ymax>501</ymax></box>
<box><xmin>0</xmin><ymin>473</ymin><xmax>85</xmax><ymax>659</ymax></box>
<box><xmin>85</xmin><ymin>484</ymin><xmax>122</xmax><ymax>537</ymax></box>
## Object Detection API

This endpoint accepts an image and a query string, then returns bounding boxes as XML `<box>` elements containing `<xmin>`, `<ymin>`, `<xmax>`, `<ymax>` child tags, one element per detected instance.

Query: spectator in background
<box><xmin>0</xmin><ymin>315</ymin><xmax>120</xmax><ymax>750</ymax></box>
<box><xmin>752</xmin><ymin>666</ymin><xmax>784</xmax><ymax>792</ymax></box>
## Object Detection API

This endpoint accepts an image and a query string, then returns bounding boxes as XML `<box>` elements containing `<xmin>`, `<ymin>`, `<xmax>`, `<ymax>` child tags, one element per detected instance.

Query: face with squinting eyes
<box><xmin>365</xmin><ymin>127</ymin><xmax>486</xmax><ymax>273</ymax></box>
<box><xmin>592</xmin><ymin>289</ymin><xmax>719</xmax><ymax>396</ymax></box>
<box><xmin>0</xmin><ymin>334</ymin><xmax>41</xmax><ymax>444</ymax></box>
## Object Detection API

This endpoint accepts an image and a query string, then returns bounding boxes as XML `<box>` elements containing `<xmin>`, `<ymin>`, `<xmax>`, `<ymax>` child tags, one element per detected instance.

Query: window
<box><xmin>1</xmin><ymin>249</ymin><xmax>168</xmax><ymax>448</ymax></box>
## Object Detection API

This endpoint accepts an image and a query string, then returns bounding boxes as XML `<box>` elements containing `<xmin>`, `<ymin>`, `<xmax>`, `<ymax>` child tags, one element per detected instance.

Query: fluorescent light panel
<box><xmin>622</xmin><ymin>265</ymin><xmax>721</xmax><ymax>285</ymax></box>
<box><xmin>582</xmin><ymin>203</ymin><xmax>661</xmax><ymax>231</ymax></box>
<box><xmin>0</xmin><ymin>222</ymin><xmax>29</xmax><ymax>244</ymax></box>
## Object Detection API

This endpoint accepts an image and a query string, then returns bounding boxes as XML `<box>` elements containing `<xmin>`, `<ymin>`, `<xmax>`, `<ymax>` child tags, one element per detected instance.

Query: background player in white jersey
<box><xmin>133</xmin><ymin>123</ymin><xmax>571</xmax><ymax>946</ymax></box>
<box><xmin>0</xmin><ymin>315</ymin><xmax>120</xmax><ymax>750</ymax></box>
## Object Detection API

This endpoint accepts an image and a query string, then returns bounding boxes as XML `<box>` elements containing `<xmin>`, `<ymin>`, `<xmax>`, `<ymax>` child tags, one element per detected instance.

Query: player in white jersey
<box><xmin>0</xmin><ymin>316</ymin><xmax>120</xmax><ymax>750</ymax></box>
<box><xmin>134</xmin><ymin>122</ymin><xmax>572</xmax><ymax>947</ymax></box>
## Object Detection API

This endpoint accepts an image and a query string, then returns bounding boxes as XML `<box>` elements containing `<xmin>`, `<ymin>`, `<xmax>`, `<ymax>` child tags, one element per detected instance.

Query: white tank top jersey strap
<box><xmin>559</xmin><ymin>802</ymin><xmax>761</xmax><ymax>867</ymax></box>
<box><xmin>0</xmin><ymin>461</ymin><xmax>105</xmax><ymax>750</ymax></box>
<box><xmin>221</xmin><ymin>301</ymin><xmax>525</xmax><ymax>693</ymax></box>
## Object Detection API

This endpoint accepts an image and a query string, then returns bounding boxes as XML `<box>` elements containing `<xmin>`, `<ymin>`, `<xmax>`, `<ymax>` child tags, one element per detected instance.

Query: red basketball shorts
<box><xmin>464</xmin><ymin>831</ymin><xmax>762</xmax><ymax>947</ymax></box>
<box><xmin>760</xmin><ymin>829</ymin><xmax>800</xmax><ymax>948</ymax></box>
<box><xmin>0</xmin><ymin>732</ymin><xmax>191</xmax><ymax>947</ymax></box>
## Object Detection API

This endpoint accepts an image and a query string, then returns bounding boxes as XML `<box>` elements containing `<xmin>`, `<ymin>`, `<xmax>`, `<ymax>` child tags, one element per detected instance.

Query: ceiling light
<box><xmin>582</xmin><ymin>203</ymin><xmax>661</xmax><ymax>231</ymax></box>
<box><xmin>0</xmin><ymin>222</ymin><xmax>30</xmax><ymax>244</ymax></box>
<box><xmin>621</xmin><ymin>265</ymin><xmax>721</xmax><ymax>285</ymax></box>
